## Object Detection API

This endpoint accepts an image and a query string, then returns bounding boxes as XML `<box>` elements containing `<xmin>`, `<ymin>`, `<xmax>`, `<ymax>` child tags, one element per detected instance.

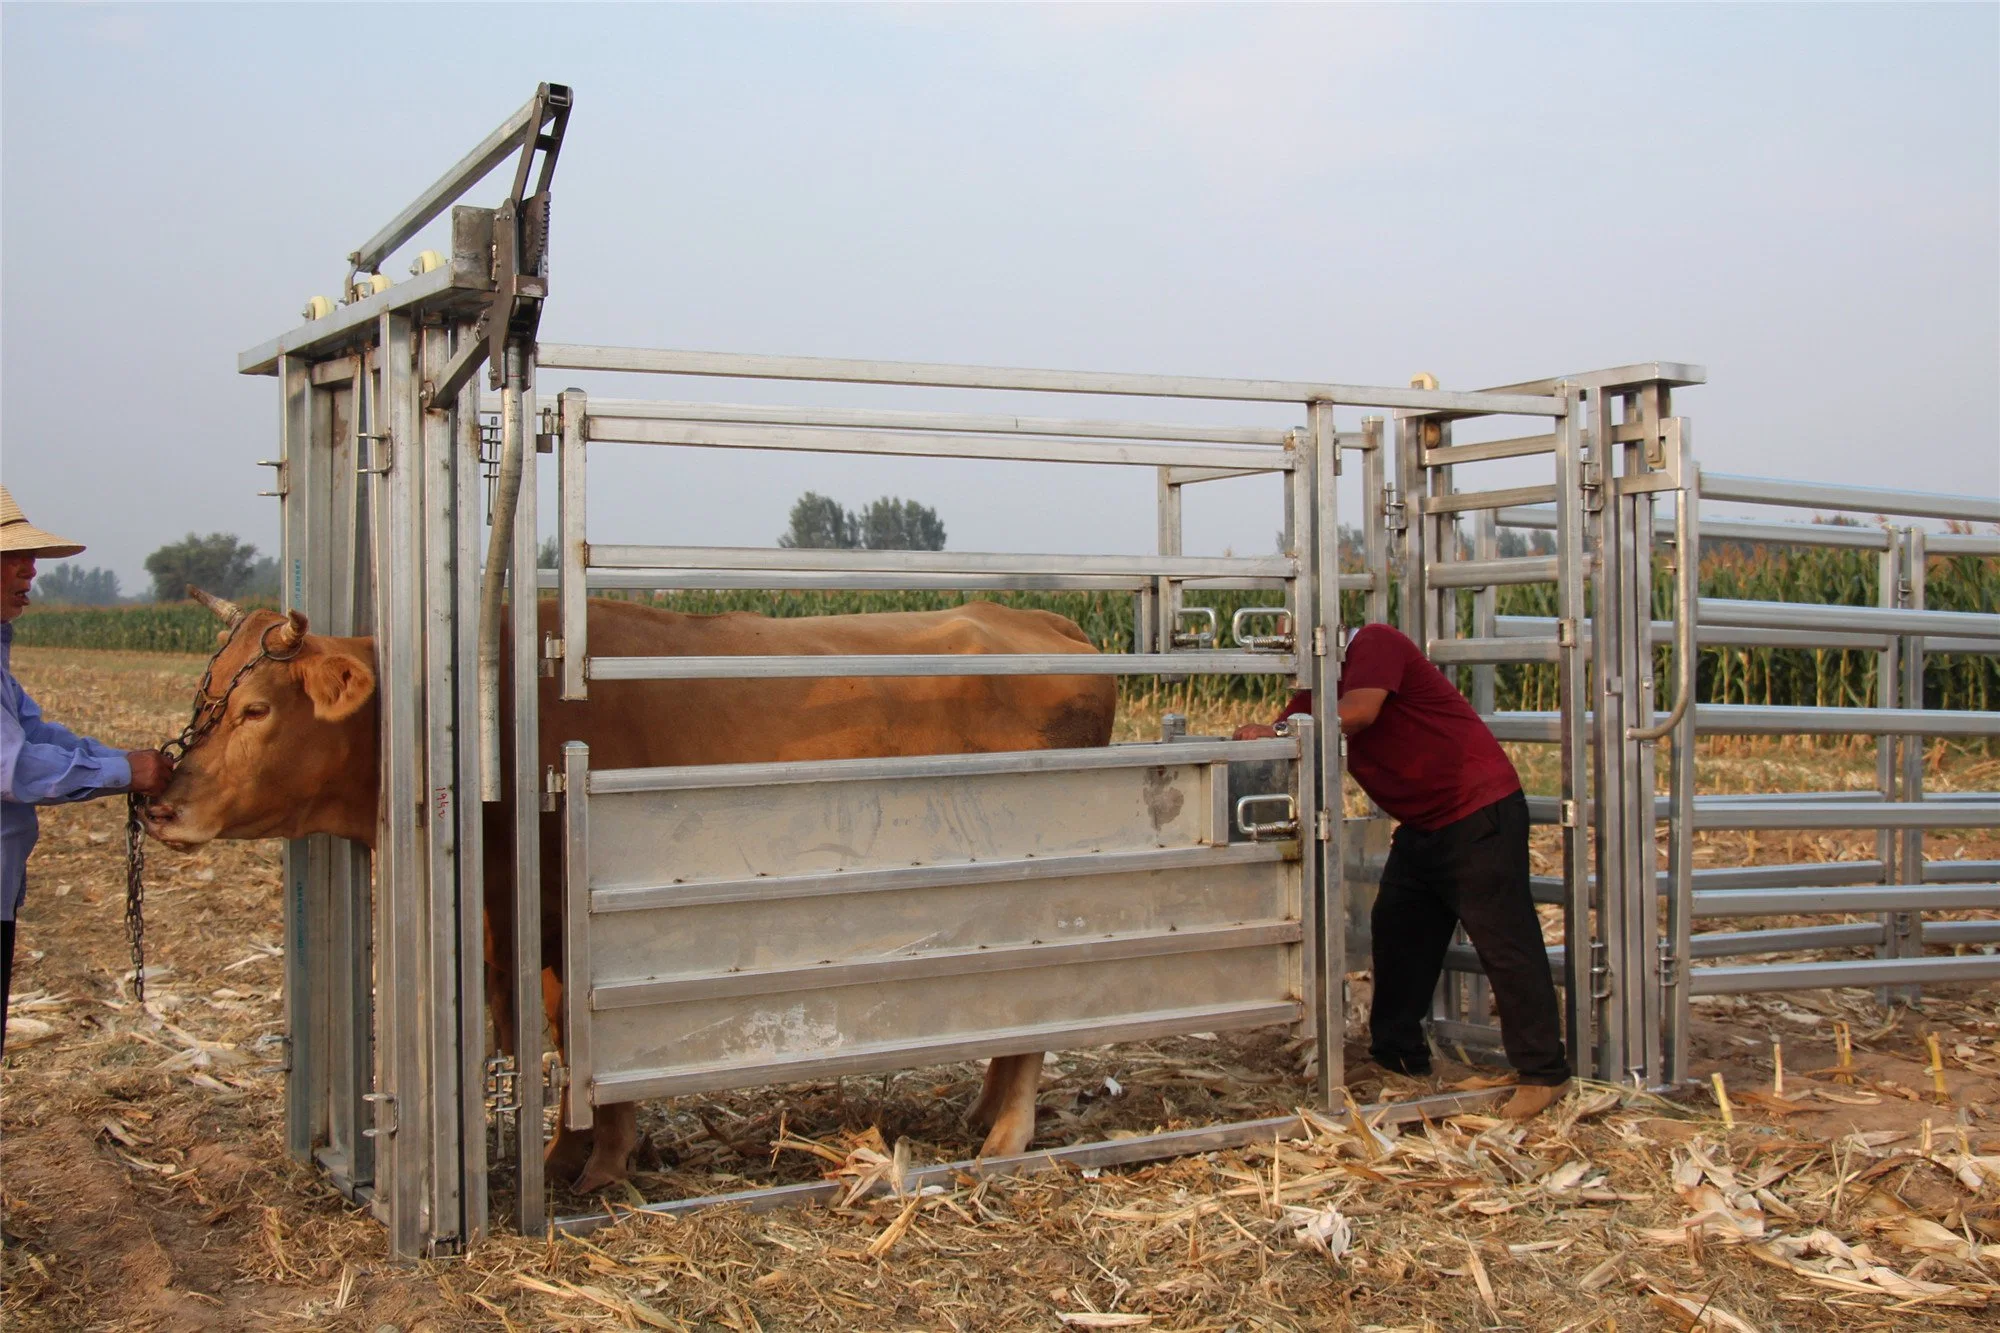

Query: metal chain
<box><xmin>122</xmin><ymin>616</ymin><xmax>303</xmax><ymax>1004</ymax></box>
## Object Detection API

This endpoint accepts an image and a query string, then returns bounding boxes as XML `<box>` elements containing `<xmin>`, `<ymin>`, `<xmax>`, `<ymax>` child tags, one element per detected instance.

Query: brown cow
<box><xmin>143</xmin><ymin>594</ymin><xmax>1117</xmax><ymax>1191</ymax></box>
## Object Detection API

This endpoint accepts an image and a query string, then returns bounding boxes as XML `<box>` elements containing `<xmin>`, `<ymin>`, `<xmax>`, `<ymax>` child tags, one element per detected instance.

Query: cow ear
<box><xmin>295</xmin><ymin>649</ymin><xmax>375</xmax><ymax>722</ymax></box>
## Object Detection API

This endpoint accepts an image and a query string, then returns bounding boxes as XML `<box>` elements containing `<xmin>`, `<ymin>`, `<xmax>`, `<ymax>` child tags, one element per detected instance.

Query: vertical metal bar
<box><xmin>562</xmin><ymin>742</ymin><xmax>593</xmax><ymax>1130</ymax></box>
<box><xmin>1471</xmin><ymin>509</ymin><xmax>1497</xmax><ymax>715</ymax></box>
<box><xmin>1394</xmin><ymin>417</ymin><xmax>1424</xmax><ymax>646</ymax></box>
<box><xmin>451</xmin><ymin>328</ymin><xmax>488</xmax><ymax>1239</ymax></box>
<box><xmin>1624</xmin><ymin>387</ymin><xmax>1661</xmax><ymax>1088</ymax></box>
<box><xmin>511</xmin><ymin>353</ymin><xmax>547</xmax><ymax>1237</ymax></box>
<box><xmin>420</xmin><ymin>322</ymin><xmax>466</xmax><ymax>1247</ymax></box>
<box><xmin>1552</xmin><ymin>385</ymin><xmax>1596</xmax><ymax>1081</ymax></box>
<box><xmin>1875</xmin><ymin>534</ymin><xmax>1902</xmax><ymax>996</ymax></box>
<box><xmin>1361</xmin><ymin>417</ymin><xmax>1389</xmax><ymax>627</ymax></box>
<box><xmin>558</xmin><ymin>389</ymin><xmax>589</xmax><ymax>701</ymax></box>
<box><xmin>1156</xmin><ymin>467</ymin><xmax>1183</xmax><ymax>654</ymax></box>
<box><xmin>1290</xmin><ymin>411</ymin><xmax>1321</xmax><ymax>1059</ymax></box>
<box><xmin>1587</xmin><ymin>386</ymin><xmax>1626</xmax><ymax>1081</ymax></box>
<box><xmin>1309</xmin><ymin>400</ymin><xmax>1344</xmax><ymax>1108</ymax></box>
<box><xmin>1464</xmin><ymin>504</ymin><xmax>1498</xmax><ymax>1040</ymax></box>
<box><xmin>1663</xmin><ymin>465</ymin><xmax>1699</xmax><ymax>1086</ymax></box>
<box><xmin>373</xmin><ymin>310</ymin><xmax>428</xmax><ymax>1257</ymax></box>
<box><xmin>329</xmin><ymin>363</ymin><xmax>375</xmax><ymax>1196</ymax></box>
<box><xmin>1892</xmin><ymin>527</ymin><xmax>1928</xmax><ymax>1001</ymax></box>
<box><xmin>279</xmin><ymin>354</ymin><xmax>327</xmax><ymax>1165</ymax></box>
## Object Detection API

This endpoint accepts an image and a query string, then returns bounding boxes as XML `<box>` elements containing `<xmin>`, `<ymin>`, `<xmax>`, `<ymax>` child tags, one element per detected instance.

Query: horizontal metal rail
<box><xmin>1699</xmin><ymin>472</ymin><xmax>2000</xmax><ymax>524</ymax></box>
<box><xmin>549</xmin><ymin>1089</ymin><xmax>1509</xmax><ymax>1235</ymax></box>
<box><xmin>1496</xmin><ymin>505</ymin><xmax>2000</xmax><ymax>556</ymax></box>
<box><xmin>1430</xmin><ymin>637</ymin><xmax>1560</xmax><ymax>665</ymax></box>
<box><xmin>589</xmin><ymin>735</ymin><xmax>1299</xmax><ymax>795</ymax></box>
<box><xmin>1692</xmin><ymin>800</ymin><xmax>2000</xmax><ymax>831</ymax></box>
<box><xmin>537</xmin><ymin>569</ymin><xmax>1160</xmax><ymax>592</ymax></box>
<box><xmin>1689</xmin><ymin>923</ymin><xmax>1886</xmax><ymax>957</ymax></box>
<box><xmin>593</xmin><ymin>919</ymin><xmax>1301</xmax><ymax>1009</ymax></box>
<box><xmin>1493</xmin><ymin>706</ymin><xmax>2000</xmax><ymax>741</ymax></box>
<box><xmin>1494</xmin><ymin>612</ymin><xmax>1903</xmax><ymax>653</ymax></box>
<box><xmin>1422</xmin><ymin>432</ymin><xmax>1558</xmax><ymax>466</ymax></box>
<box><xmin>1690</xmin><ymin>953</ymin><xmax>2000</xmax><ymax>995</ymax></box>
<box><xmin>1699</xmin><ymin>598</ymin><xmax>2000</xmax><ymax>641</ymax></box>
<box><xmin>1923</xmin><ymin>859</ymin><xmax>2000</xmax><ymax>883</ymax></box>
<box><xmin>593</xmin><ymin>841</ymin><xmax>1291</xmax><ymax>913</ymax></box>
<box><xmin>571</xmin><ymin>395</ymin><xmax>1297</xmax><ymax>446</ymax></box>
<box><xmin>589</xmin><ymin>651</ymin><xmax>1296</xmax><ymax>682</ymax></box>
<box><xmin>589</xmin><ymin>544</ymin><xmax>1296</xmax><ymax>580</ymax></box>
<box><xmin>535</xmin><ymin>343</ymin><xmax>1570</xmax><ymax>415</ymax></box>
<box><xmin>1923</xmin><ymin>920</ymin><xmax>2000</xmax><ymax>945</ymax></box>
<box><xmin>594</xmin><ymin>1000</ymin><xmax>1303</xmax><ymax>1102</ymax></box>
<box><xmin>1420</xmin><ymin>484</ymin><xmax>1558</xmax><ymax>515</ymax></box>
<box><xmin>239</xmin><ymin>264</ymin><xmax>474</xmax><ymax>375</ymax></box>
<box><xmin>1423</xmin><ymin>556</ymin><xmax>1560</xmax><ymax>589</ymax></box>
<box><xmin>588</xmin><ymin>416</ymin><xmax>1296</xmax><ymax>471</ymax></box>
<box><xmin>1692</xmin><ymin>885</ymin><xmax>2000</xmax><ymax>916</ymax></box>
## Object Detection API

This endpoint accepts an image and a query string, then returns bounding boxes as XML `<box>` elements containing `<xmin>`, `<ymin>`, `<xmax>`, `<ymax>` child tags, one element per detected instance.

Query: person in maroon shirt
<box><xmin>1236</xmin><ymin>622</ymin><xmax>1571</xmax><ymax>1119</ymax></box>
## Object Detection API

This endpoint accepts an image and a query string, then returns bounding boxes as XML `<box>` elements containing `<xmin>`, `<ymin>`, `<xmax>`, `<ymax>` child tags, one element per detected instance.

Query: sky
<box><xmin>3</xmin><ymin>2</ymin><xmax>1995</xmax><ymax>595</ymax></box>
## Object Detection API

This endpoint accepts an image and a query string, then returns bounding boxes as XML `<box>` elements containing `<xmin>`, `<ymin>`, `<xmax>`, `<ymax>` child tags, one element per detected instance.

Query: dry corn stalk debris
<box><xmin>6</xmin><ymin>646</ymin><xmax>2000</xmax><ymax>1331</ymax></box>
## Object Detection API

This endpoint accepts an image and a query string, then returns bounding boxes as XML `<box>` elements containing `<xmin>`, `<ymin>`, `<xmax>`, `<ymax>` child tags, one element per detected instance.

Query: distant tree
<box><xmin>144</xmin><ymin>532</ymin><xmax>263</xmax><ymax>602</ymax></box>
<box><xmin>857</xmin><ymin>496</ymin><xmax>946</xmax><ymax>552</ymax></box>
<box><xmin>33</xmin><ymin>564</ymin><xmax>122</xmax><ymax>605</ymax></box>
<box><xmin>538</xmin><ymin>536</ymin><xmax>560</xmax><ymax>568</ymax></box>
<box><xmin>778</xmin><ymin>492</ymin><xmax>860</xmax><ymax>550</ymax></box>
<box><xmin>1497</xmin><ymin>528</ymin><xmax>1556</xmax><ymax>557</ymax></box>
<box><xmin>241</xmin><ymin>556</ymin><xmax>282</xmax><ymax>600</ymax></box>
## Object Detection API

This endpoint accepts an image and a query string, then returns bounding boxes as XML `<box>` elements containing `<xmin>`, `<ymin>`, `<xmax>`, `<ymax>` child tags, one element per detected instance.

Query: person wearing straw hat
<box><xmin>1</xmin><ymin>486</ymin><xmax>173</xmax><ymax>1058</ymax></box>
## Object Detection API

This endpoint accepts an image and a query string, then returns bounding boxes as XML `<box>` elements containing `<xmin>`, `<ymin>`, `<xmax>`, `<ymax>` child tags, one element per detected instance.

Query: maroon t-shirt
<box><xmin>1276</xmin><ymin>624</ymin><xmax>1520</xmax><ymax>830</ymax></box>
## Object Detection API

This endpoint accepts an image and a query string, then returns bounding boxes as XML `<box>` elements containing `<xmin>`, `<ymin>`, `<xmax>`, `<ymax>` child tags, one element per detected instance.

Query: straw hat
<box><xmin>0</xmin><ymin>485</ymin><xmax>86</xmax><ymax>558</ymax></box>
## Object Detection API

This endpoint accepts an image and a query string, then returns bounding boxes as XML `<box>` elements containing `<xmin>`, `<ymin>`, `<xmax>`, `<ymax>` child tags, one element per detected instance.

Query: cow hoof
<box><xmin>545</xmin><ymin>1128</ymin><xmax>595</xmax><ymax>1184</ymax></box>
<box><xmin>573</xmin><ymin>1145</ymin><xmax>640</xmax><ymax>1195</ymax></box>
<box><xmin>976</xmin><ymin>1115</ymin><xmax>1034</xmax><ymax>1160</ymax></box>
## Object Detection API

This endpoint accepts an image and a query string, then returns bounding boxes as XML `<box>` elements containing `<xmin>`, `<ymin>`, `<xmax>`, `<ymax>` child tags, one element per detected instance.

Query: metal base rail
<box><xmin>550</xmin><ymin>1087</ymin><xmax>1508</xmax><ymax>1236</ymax></box>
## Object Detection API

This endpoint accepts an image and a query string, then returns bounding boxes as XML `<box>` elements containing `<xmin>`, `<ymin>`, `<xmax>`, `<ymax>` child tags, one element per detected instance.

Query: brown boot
<box><xmin>1499</xmin><ymin>1081</ymin><xmax>1569</xmax><ymax>1121</ymax></box>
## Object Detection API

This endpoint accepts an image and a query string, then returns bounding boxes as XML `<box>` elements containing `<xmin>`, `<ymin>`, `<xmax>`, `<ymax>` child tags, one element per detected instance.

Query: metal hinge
<box><xmin>537</xmin><ymin>407</ymin><xmax>560</xmax><ymax>453</ymax></box>
<box><xmin>543</xmin><ymin>634</ymin><xmax>565</xmax><ymax>660</ymax></box>
<box><xmin>357</xmin><ymin>432</ymin><xmax>393</xmax><ymax>476</ymax></box>
<box><xmin>1313</xmin><ymin>626</ymin><xmax>1327</xmax><ymax>657</ymax></box>
<box><xmin>541</xmin><ymin>764</ymin><xmax>565</xmax><ymax>813</ymax></box>
<box><xmin>1557</xmin><ymin>618</ymin><xmax>1578</xmax><ymax>648</ymax></box>
<box><xmin>1658</xmin><ymin>936</ymin><xmax>1678</xmax><ymax>991</ymax></box>
<box><xmin>361</xmin><ymin>1092</ymin><xmax>397</xmax><ymax>1138</ymax></box>
<box><xmin>1316</xmin><ymin>809</ymin><xmax>1332</xmax><ymax>842</ymax></box>
<box><xmin>484</xmin><ymin>1054</ymin><xmax>520</xmax><ymax>1121</ymax></box>
<box><xmin>1579</xmin><ymin>459</ymin><xmax>1603</xmax><ymax>513</ymax></box>
<box><xmin>276</xmin><ymin>1033</ymin><xmax>294</xmax><ymax>1074</ymax></box>
<box><xmin>1589</xmin><ymin>939</ymin><xmax>1613</xmax><ymax>1002</ymax></box>
<box><xmin>1382</xmin><ymin>490</ymin><xmax>1407</xmax><ymax>534</ymax></box>
<box><xmin>543</xmin><ymin>1050</ymin><xmax>568</xmax><ymax>1097</ymax></box>
<box><xmin>1560</xmin><ymin>799</ymin><xmax>1579</xmax><ymax>828</ymax></box>
<box><xmin>257</xmin><ymin>459</ymin><xmax>289</xmax><ymax>498</ymax></box>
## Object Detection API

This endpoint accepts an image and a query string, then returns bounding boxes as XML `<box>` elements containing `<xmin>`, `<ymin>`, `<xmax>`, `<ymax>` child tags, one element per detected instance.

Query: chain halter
<box><xmin>124</xmin><ymin>598</ymin><xmax>303</xmax><ymax>1002</ymax></box>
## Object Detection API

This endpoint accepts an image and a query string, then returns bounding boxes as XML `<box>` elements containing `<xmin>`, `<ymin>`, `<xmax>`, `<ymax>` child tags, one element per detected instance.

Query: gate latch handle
<box><xmin>1236</xmin><ymin>793</ymin><xmax>1299</xmax><ymax>842</ymax></box>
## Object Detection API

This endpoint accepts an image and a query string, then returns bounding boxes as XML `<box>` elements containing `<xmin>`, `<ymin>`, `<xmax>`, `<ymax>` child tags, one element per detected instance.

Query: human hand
<box><xmin>1231</xmin><ymin>723</ymin><xmax>1280</xmax><ymax>742</ymax></box>
<box><xmin>126</xmin><ymin>750</ymin><xmax>174</xmax><ymax>796</ymax></box>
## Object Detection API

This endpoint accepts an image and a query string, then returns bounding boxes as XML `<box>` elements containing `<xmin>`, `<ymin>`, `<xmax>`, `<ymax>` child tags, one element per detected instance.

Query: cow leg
<box><xmin>572</xmin><ymin>1102</ymin><xmax>640</xmax><ymax>1194</ymax></box>
<box><xmin>538</xmin><ymin>965</ymin><xmax>599</xmax><ymax>1183</ymax></box>
<box><xmin>974</xmin><ymin>1052</ymin><xmax>1045</xmax><ymax>1157</ymax></box>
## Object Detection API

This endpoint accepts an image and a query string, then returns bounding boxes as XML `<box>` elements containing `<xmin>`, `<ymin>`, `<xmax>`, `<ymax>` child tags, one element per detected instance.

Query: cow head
<box><xmin>142</xmin><ymin>595</ymin><xmax>380</xmax><ymax>848</ymax></box>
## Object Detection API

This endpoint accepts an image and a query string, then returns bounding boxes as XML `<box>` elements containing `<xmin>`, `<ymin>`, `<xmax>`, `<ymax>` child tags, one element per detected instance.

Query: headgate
<box><xmin>238</xmin><ymin>86</ymin><xmax>2000</xmax><ymax>1255</ymax></box>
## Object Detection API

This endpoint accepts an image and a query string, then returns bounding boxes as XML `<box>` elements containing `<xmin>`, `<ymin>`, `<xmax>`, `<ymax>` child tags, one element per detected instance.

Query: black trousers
<box><xmin>1368</xmin><ymin>790</ymin><xmax>1571</xmax><ymax>1086</ymax></box>
<box><xmin>1</xmin><ymin>918</ymin><xmax>14</xmax><ymax>1062</ymax></box>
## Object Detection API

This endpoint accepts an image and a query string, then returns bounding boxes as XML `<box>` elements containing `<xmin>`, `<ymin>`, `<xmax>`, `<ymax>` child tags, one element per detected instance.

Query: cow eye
<box><xmin>241</xmin><ymin>702</ymin><xmax>272</xmax><ymax>721</ymax></box>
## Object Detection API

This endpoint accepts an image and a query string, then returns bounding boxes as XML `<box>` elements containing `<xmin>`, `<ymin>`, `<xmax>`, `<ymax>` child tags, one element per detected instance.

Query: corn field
<box><xmin>15</xmin><ymin>548</ymin><xmax>1996</xmax><ymax>721</ymax></box>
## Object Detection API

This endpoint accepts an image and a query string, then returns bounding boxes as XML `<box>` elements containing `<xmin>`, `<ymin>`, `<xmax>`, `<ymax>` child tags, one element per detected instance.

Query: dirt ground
<box><xmin>4</xmin><ymin>650</ymin><xmax>1998</xmax><ymax>1331</ymax></box>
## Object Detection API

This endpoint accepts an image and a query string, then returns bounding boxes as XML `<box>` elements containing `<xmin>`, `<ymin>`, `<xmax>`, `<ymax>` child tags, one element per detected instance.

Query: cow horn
<box><xmin>187</xmin><ymin>586</ymin><xmax>245</xmax><ymax>626</ymax></box>
<box><xmin>272</xmin><ymin>610</ymin><xmax>306</xmax><ymax>651</ymax></box>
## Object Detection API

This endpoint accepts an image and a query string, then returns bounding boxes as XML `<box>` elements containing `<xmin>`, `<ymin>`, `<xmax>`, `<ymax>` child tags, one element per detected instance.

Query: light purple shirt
<box><xmin>1</xmin><ymin>621</ymin><xmax>133</xmax><ymax>921</ymax></box>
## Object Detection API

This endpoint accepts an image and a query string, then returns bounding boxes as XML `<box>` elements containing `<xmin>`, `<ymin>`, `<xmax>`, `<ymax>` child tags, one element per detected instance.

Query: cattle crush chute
<box><xmin>239</xmin><ymin>86</ymin><xmax>2000</xmax><ymax>1256</ymax></box>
